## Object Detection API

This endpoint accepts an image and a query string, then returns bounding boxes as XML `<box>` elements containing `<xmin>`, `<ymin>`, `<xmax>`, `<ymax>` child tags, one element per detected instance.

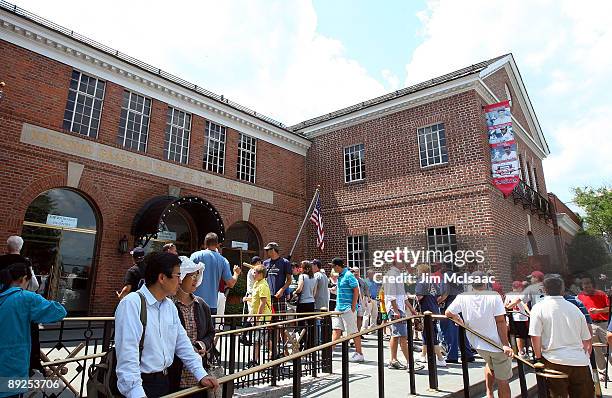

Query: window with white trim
<box><xmin>164</xmin><ymin>107</ymin><xmax>191</xmax><ymax>164</ymax></box>
<box><xmin>347</xmin><ymin>235</ymin><xmax>369</xmax><ymax>272</ymax></box>
<box><xmin>63</xmin><ymin>70</ymin><xmax>105</xmax><ymax>138</ymax></box>
<box><xmin>117</xmin><ymin>90</ymin><xmax>151</xmax><ymax>152</ymax></box>
<box><xmin>531</xmin><ymin>166</ymin><xmax>539</xmax><ymax>193</ymax></box>
<box><xmin>427</xmin><ymin>226</ymin><xmax>457</xmax><ymax>263</ymax></box>
<box><xmin>204</xmin><ymin>121</ymin><xmax>227</xmax><ymax>174</ymax></box>
<box><xmin>344</xmin><ymin>144</ymin><xmax>365</xmax><ymax>183</ymax></box>
<box><xmin>237</xmin><ymin>133</ymin><xmax>256</xmax><ymax>183</ymax></box>
<box><xmin>418</xmin><ymin>123</ymin><xmax>449</xmax><ymax>167</ymax></box>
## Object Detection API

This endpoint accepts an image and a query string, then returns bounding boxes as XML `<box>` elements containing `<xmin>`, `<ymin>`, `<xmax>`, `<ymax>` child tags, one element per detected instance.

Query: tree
<box><xmin>566</xmin><ymin>231</ymin><xmax>611</xmax><ymax>275</ymax></box>
<box><xmin>572</xmin><ymin>186</ymin><xmax>612</xmax><ymax>242</ymax></box>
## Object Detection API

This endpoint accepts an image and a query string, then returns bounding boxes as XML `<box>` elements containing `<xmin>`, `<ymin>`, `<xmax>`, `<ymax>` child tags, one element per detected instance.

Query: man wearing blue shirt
<box><xmin>191</xmin><ymin>233</ymin><xmax>241</xmax><ymax>314</ymax></box>
<box><xmin>330</xmin><ymin>257</ymin><xmax>364</xmax><ymax>362</ymax></box>
<box><xmin>115</xmin><ymin>252</ymin><xmax>218</xmax><ymax>397</ymax></box>
<box><xmin>262</xmin><ymin>242</ymin><xmax>292</xmax><ymax>314</ymax></box>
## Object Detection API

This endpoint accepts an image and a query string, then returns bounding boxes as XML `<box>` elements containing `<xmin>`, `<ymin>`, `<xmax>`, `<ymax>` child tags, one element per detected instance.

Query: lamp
<box><xmin>118</xmin><ymin>235</ymin><xmax>129</xmax><ymax>254</ymax></box>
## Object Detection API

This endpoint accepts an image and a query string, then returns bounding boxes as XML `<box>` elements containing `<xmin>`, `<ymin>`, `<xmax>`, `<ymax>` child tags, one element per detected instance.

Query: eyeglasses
<box><xmin>186</xmin><ymin>271</ymin><xmax>200</xmax><ymax>280</ymax></box>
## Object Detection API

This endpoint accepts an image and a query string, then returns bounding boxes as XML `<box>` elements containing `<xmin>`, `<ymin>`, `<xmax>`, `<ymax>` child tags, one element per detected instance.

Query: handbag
<box><xmin>289</xmin><ymin>292</ymin><xmax>300</xmax><ymax>306</ymax></box>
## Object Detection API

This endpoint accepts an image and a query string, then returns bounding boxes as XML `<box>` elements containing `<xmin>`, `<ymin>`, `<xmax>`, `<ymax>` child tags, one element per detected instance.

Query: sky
<box><xmin>10</xmin><ymin>0</ymin><xmax>612</xmax><ymax>210</ymax></box>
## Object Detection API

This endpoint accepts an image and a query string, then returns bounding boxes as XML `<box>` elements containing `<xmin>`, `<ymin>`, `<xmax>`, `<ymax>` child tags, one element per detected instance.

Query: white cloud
<box><xmin>405</xmin><ymin>0</ymin><xmax>612</xmax><ymax>203</ymax></box>
<box><xmin>14</xmin><ymin>0</ymin><xmax>387</xmax><ymax>124</ymax></box>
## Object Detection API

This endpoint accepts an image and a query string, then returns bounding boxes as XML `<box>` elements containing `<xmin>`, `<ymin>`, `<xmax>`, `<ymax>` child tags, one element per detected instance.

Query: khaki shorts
<box><xmin>332</xmin><ymin>310</ymin><xmax>358</xmax><ymax>334</ymax></box>
<box><xmin>477</xmin><ymin>349</ymin><xmax>513</xmax><ymax>381</ymax></box>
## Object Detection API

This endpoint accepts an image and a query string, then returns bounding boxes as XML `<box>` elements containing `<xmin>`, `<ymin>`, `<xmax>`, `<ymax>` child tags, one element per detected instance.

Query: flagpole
<box><xmin>288</xmin><ymin>186</ymin><xmax>320</xmax><ymax>259</ymax></box>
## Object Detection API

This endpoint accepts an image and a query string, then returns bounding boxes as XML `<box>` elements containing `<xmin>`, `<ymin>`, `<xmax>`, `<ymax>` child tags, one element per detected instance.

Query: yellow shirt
<box><xmin>251</xmin><ymin>279</ymin><xmax>272</xmax><ymax>322</ymax></box>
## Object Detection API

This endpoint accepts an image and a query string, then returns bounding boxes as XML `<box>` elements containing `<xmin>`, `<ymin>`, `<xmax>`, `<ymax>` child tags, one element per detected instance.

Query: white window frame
<box><xmin>118</xmin><ymin>90</ymin><xmax>151</xmax><ymax>152</ymax></box>
<box><xmin>344</xmin><ymin>143</ymin><xmax>366</xmax><ymax>183</ymax></box>
<box><xmin>426</xmin><ymin>226</ymin><xmax>457</xmax><ymax>263</ymax></box>
<box><xmin>418</xmin><ymin>123</ymin><xmax>449</xmax><ymax>168</ymax></box>
<box><xmin>204</xmin><ymin>121</ymin><xmax>227</xmax><ymax>174</ymax></box>
<box><xmin>63</xmin><ymin>70</ymin><xmax>105</xmax><ymax>138</ymax></box>
<box><xmin>346</xmin><ymin>235</ymin><xmax>369</xmax><ymax>273</ymax></box>
<box><xmin>164</xmin><ymin>107</ymin><xmax>191</xmax><ymax>164</ymax></box>
<box><xmin>237</xmin><ymin>133</ymin><xmax>257</xmax><ymax>183</ymax></box>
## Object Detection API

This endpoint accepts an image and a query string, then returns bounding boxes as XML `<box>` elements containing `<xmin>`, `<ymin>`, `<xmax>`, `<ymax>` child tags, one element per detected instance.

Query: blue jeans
<box><xmin>440</xmin><ymin>316</ymin><xmax>474</xmax><ymax>360</ymax></box>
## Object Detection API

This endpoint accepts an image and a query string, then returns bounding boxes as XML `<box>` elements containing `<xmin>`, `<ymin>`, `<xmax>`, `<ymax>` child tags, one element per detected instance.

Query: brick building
<box><xmin>0</xmin><ymin>3</ymin><xmax>572</xmax><ymax>315</ymax></box>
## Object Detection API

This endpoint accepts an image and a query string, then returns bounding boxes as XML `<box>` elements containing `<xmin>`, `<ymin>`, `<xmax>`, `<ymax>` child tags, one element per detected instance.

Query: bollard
<box><xmin>293</xmin><ymin>356</ymin><xmax>302</xmax><ymax>398</ymax></box>
<box><xmin>423</xmin><ymin>311</ymin><xmax>438</xmax><ymax>390</ymax></box>
<box><xmin>458</xmin><ymin>325</ymin><xmax>470</xmax><ymax>398</ymax></box>
<box><xmin>377</xmin><ymin>325</ymin><xmax>385</xmax><ymax>398</ymax></box>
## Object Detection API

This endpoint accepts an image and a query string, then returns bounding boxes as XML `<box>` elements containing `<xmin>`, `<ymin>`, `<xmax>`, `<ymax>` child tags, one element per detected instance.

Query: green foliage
<box><xmin>224</xmin><ymin>303</ymin><xmax>244</xmax><ymax>315</ymax></box>
<box><xmin>572</xmin><ymin>186</ymin><xmax>612</xmax><ymax>237</ymax></box>
<box><xmin>227</xmin><ymin>270</ymin><xmax>247</xmax><ymax>298</ymax></box>
<box><xmin>567</xmin><ymin>231</ymin><xmax>612</xmax><ymax>275</ymax></box>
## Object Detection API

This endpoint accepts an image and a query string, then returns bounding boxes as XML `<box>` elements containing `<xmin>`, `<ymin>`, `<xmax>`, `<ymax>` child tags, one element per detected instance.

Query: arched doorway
<box><xmin>131</xmin><ymin>196</ymin><xmax>225</xmax><ymax>256</ymax></box>
<box><xmin>20</xmin><ymin>188</ymin><xmax>99</xmax><ymax>315</ymax></box>
<box><xmin>223</xmin><ymin>221</ymin><xmax>262</xmax><ymax>267</ymax></box>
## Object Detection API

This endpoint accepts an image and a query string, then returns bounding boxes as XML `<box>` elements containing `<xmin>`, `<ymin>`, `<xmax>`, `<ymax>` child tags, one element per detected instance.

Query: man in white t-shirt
<box><xmin>383</xmin><ymin>261</ymin><xmax>424</xmax><ymax>371</ymax></box>
<box><xmin>529</xmin><ymin>275</ymin><xmax>594</xmax><ymax>397</ymax></box>
<box><xmin>445</xmin><ymin>271</ymin><xmax>514</xmax><ymax>398</ymax></box>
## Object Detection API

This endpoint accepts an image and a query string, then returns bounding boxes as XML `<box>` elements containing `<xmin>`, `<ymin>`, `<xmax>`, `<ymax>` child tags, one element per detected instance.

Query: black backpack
<box><xmin>87</xmin><ymin>292</ymin><xmax>147</xmax><ymax>397</ymax></box>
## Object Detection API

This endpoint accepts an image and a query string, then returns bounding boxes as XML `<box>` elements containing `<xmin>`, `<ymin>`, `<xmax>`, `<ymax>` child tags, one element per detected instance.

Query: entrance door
<box><xmin>20</xmin><ymin>189</ymin><xmax>98</xmax><ymax>315</ymax></box>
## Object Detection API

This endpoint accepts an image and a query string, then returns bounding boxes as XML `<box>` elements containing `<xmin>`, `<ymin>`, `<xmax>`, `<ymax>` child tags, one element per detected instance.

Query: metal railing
<box><xmin>161</xmin><ymin>312</ymin><xmax>568</xmax><ymax>398</ymax></box>
<box><xmin>36</xmin><ymin>312</ymin><xmax>336</xmax><ymax>396</ymax></box>
<box><xmin>512</xmin><ymin>179</ymin><xmax>552</xmax><ymax>219</ymax></box>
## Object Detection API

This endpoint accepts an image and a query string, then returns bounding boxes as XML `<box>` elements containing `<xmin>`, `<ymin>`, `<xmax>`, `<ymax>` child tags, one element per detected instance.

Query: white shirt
<box><xmin>246</xmin><ymin>268</ymin><xmax>256</xmax><ymax>294</ymax></box>
<box><xmin>504</xmin><ymin>292</ymin><xmax>528</xmax><ymax>322</ymax></box>
<box><xmin>446</xmin><ymin>290</ymin><xmax>506</xmax><ymax>352</ymax></box>
<box><xmin>529</xmin><ymin>296</ymin><xmax>591</xmax><ymax>366</ymax></box>
<box><xmin>501</xmin><ymin>151</ymin><xmax>517</xmax><ymax>161</ymax></box>
<box><xmin>384</xmin><ymin>266</ymin><xmax>406</xmax><ymax>313</ymax></box>
<box><xmin>115</xmin><ymin>285</ymin><xmax>207</xmax><ymax>398</ymax></box>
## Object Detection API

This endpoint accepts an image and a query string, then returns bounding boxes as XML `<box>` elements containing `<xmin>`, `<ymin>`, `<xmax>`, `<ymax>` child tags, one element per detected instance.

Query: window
<box><xmin>344</xmin><ymin>144</ymin><xmax>365</xmax><ymax>183</ymax></box>
<box><xmin>164</xmin><ymin>107</ymin><xmax>191</xmax><ymax>164</ymax></box>
<box><xmin>347</xmin><ymin>235</ymin><xmax>369</xmax><ymax>272</ymax></box>
<box><xmin>418</xmin><ymin>123</ymin><xmax>449</xmax><ymax>167</ymax></box>
<box><xmin>525</xmin><ymin>160</ymin><xmax>532</xmax><ymax>187</ymax></box>
<box><xmin>203</xmin><ymin>121</ymin><xmax>227</xmax><ymax>174</ymax></box>
<box><xmin>532</xmin><ymin>166</ymin><xmax>539</xmax><ymax>193</ymax></box>
<box><xmin>518</xmin><ymin>153</ymin><xmax>526</xmax><ymax>182</ymax></box>
<box><xmin>63</xmin><ymin>70</ymin><xmax>105</xmax><ymax>138</ymax></box>
<box><xmin>117</xmin><ymin>91</ymin><xmax>151</xmax><ymax>152</ymax></box>
<box><xmin>237</xmin><ymin>133</ymin><xmax>256</xmax><ymax>183</ymax></box>
<box><xmin>427</xmin><ymin>226</ymin><xmax>457</xmax><ymax>263</ymax></box>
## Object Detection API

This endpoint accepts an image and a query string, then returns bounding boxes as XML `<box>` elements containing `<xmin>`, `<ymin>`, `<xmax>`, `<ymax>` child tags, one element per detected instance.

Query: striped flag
<box><xmin>310</xmin><ymin>192</ymin><xmax>325</xmax><ymax>251</ymax></box>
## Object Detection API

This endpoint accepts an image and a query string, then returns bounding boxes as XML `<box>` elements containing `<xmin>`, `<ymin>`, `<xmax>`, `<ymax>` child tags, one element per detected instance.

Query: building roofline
<box><xmin>290</xmin><ymin>54</ymin><xmax>509</xmax><ymax>131</ymax></box>
<box><xmin>0</xmin><ymin>0</ymin><xmax>304</xmax><ymax>138</ymax></box>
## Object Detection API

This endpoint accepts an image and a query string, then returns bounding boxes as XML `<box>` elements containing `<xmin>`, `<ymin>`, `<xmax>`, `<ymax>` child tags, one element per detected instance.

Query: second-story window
<box><xmin>204</xmin><ymin>121</ymin><xmax>227</xmax><ymax>174</ymax></box>
<box><xmin>344</xmin><ymin>143</ymin><xmax>365</xmax><ymax>183</ymax></box>
<box><xmin>347</xmin><ymin>235</ymin><xmax>369</xmax><ymax>272</ymax></box>
<box><xmin>418</xmin><ymin>123</ymin><xmax>448</xmax><ymax>167</ymax></box>
<box><xmin>63</xmin><ymin>70</ymin><xmax>105</xmax><ymax>138</ymax></box>
<box><xmin>237</xmin><ymin>133</ymin><xmax>256</xmax><ymax>183</ymax></box>
<box><xmin>164</xmin><ymin>107</ymin><xmax>191</xmax><ymax>164</ymax></box>
<box><xmin>117</xmin><ymin>91</ymin><xmax>151</xmax><ymax>152</ymax></box>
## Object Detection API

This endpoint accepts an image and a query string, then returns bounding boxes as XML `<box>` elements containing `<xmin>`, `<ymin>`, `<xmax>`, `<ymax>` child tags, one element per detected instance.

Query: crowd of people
<box><xmin>1</xmin><ymin>232</ymin><xmax>612</xmax><ymax>398</ymax></box>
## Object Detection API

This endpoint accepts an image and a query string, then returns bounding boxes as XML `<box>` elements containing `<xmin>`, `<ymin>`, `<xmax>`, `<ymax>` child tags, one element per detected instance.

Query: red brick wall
<box><xmin>0</xmin><ymin>38</ymin><xmax>306</xmax><ymax>315</ymax></box>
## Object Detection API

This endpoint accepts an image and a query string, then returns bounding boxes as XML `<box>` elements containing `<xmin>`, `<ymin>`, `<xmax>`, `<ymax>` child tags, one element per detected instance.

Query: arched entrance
<box><xmin>20</xmin><ymin>188</ymin><xmax>99</xmax><ymax>315</ymax></box>
<box><xmin>131</xmin><ymin>196</ymin><xmax>225</xmax><ymax>256</ymax></box>
<box><xmin>223</xmin><ymin>221</ymin><xmax>262</xmax><ymax>267</ymax></box>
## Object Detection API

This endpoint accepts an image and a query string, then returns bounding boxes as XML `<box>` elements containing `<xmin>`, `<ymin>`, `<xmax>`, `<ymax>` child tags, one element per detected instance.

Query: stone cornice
<box><xmin>557</xmin><ymin>213</ymin><xmax>581</xmax><ymax>237</ymax></box>
<box><xmin>0</xmin><ymin>10</ymin><xmax>311</xmax><ymax>156</ymax></box>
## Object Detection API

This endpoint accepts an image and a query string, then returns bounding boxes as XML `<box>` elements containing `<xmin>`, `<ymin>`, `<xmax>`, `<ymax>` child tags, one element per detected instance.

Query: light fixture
<box><xmin>118</xmin><ymin>235</ymin><xmax>129</xmax><ymax>254</ymax></box>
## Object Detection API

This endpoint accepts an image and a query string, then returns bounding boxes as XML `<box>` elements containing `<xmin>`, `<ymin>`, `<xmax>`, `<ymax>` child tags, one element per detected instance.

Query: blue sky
<box><xmin>11</xmin><ymin>0</ymin><xmax>612</xmax><ymax>210</ymax></box>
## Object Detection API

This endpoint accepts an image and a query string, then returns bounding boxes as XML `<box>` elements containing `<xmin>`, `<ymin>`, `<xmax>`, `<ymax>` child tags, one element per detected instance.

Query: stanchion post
<box><xmin>508</xmin><ymin>314</ymin><xmax>528</xmax><ymax>398</ymax></box>
<box><xmin>406</xmin><ymin>318</ymin><xmax>416</xmax><ymax>395</ymax></box>
<box><xmin>534</xmin><ymin>362</ymin><xmax>549</xmax><ymax>398</ymax></box>
<box><xmin>377</xmin><ymin>325</ymin><xmax>384</xmax><ymax>398</ymax></box>
<box><xmin>293</xmin><ymin>356</ymin><xmax>301</xmax><ymax>398</ymax></box>
<box><xmin>423</xmin><ymin>311</ymin><xmax>438</xmax><ymax>390</ymax></box>
<box><xmin>458</xmin><ymin>325</ymin><xmax>470</xmax><ymax>398</ymax></box>
<box><xmin>342</xmin><ymin>339</ymin><xmax>349</xmax><ymax>398</ymax></box>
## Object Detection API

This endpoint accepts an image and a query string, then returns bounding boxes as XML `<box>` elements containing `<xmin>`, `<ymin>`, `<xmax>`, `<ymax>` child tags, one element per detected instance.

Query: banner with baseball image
<box><xmin>486</xmin><ymin>100</ymin><xmax>519</xmax><ymax>197</ymax></box>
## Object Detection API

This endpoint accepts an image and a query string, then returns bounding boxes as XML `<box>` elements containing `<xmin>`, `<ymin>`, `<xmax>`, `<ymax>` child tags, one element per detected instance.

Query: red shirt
<box><xmin>578</xmin><ymin>290</ymin><xmax>610</xmax><ymax>322</ymax></box>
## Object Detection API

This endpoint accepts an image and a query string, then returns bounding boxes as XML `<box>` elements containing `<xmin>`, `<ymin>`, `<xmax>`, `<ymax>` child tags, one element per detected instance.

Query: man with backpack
<box><xmin>117</xmin><ymin>247</ymin><xmax>147</xmax><ymax>300</ymax></box>
<box><xmin>114</xmin><ymin>251</ymin><xmax>218</xmax><ymax>397</ymax></box>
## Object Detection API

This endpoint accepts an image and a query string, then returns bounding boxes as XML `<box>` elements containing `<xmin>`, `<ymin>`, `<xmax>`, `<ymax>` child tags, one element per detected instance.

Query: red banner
<box><xmin>486</xmin><ymin>100</ymin><xmax>519</xmax><ymax>197</ymax></box>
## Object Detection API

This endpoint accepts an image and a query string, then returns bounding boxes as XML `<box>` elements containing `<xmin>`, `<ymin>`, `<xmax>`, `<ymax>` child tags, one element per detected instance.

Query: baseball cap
<box><xmin>529</xmin><ymin>271</ymin><xmax>544</xmax><ymax>280</ymax></box>
<box><xmin>328</xmin><ymin>257</ymin><xmax>344</xmax><ymax>267</ymax></box>
<box><xmin>250</xmin><ymin>256</ymin><xmax>262</xmax><ymax>265</ymax></box>
<box><xmin>264</xmin><ymin>242</ymin><xmax>279</xmax><ymax>251</ymax></box>
<box><xmin>130</xmin><ymin>247</ymin><xmax>145</xmax><ymax>258</ymax></box>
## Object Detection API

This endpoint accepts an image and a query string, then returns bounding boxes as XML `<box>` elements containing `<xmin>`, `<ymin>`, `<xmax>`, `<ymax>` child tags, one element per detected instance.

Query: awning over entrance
<box><xmin>131</xmin><ymin>196</ymin><xmax>225</xmax><ymax>247</ymax></box>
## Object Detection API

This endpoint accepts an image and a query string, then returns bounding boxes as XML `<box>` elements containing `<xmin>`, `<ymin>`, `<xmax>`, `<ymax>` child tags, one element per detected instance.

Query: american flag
<box><xmin>310</xmin><ymin>192</ymin><xmax>325</xmax><ymax>251</ymax></box>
